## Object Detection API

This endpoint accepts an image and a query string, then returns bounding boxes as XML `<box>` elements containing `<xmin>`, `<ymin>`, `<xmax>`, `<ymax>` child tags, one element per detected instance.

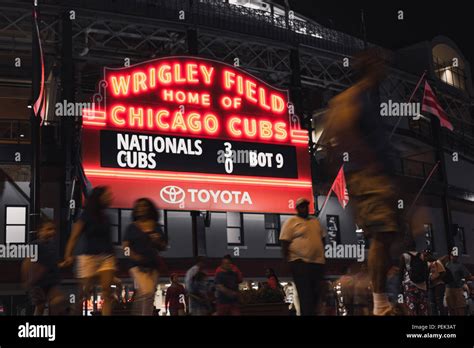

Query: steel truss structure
<box><xmin>1</xmin><ymin>0</ymin><xmax>473</xmax><ymax>151</ymax></box>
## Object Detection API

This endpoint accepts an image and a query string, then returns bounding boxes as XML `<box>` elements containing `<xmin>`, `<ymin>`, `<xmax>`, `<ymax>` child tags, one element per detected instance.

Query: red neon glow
<box><xmin>222</xmin><ymin>69</ymin><xmax>286</xmax><ymax>114</ymax></box>
<box><xmin>291</xmin><ymin>129</ymin><xmax>308</xmax><ymax>135</ymax></box>
<box><xmin>83</xmin><ymin>109</ymin><xmax>107</xmax><ymax>126</ymax></box>
<box><xmin>274</xmin><ymin>122</ymin><xmax>288</xmax><ymax>140</ymax></box>
<box><xmin>105</xmin><ymin>105</ymin><xmax>290</xmax><ymax>141</ymax></box>
<box><xmin>110</xmin><ymin>105</ymin><xmax>126</xmax><ymax>127</ymax></box>
<box><xmin>83</xmin><ymin>121</ymin><xmax>106</xmax><ymax>127</ymax></box>
<box><xmin>224</xmin><ymin>116</ymin><xmax>288</xmax><ymax>142</ymax></box>
<box><xmin>107</xmin><ymin>62</ymin><xmax>216</xmax><ymax>97</ymax></box>
<box><xmin>227</xmin><ymin>117</ymin><xmax>242</xmax><ymax>137</ymax></box>
<box><xmin>161</xmin><ymin>89</ymin><xmax>211</xmax><ymax>107</ymax></box>
<box><xmin>291</xmin><ymin>139</ymin><xmax>309</xmax><ymax>145</ymax></box>
<box><xmin>220</xmin><ymin>96</ymin><xmax>242</xmax><ymax>110</ymax></box>
<box><xmin>84</xmin><ymin>167</ymin><xmax>312</xmax><ymax>188</ymax></box>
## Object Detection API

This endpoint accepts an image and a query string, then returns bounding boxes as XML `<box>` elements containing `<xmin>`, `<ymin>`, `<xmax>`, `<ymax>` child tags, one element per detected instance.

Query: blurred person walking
<box><xmin>215</xmin><ymin>255</ymin><xmax>243</xmax><ymax>283</ymax></box>
<box><xmin>22</xmin><ymin>218</ymin><xmax>65</xmax><ymax>315</ymax></box>
<box><xmin>322</xmin><ymin>49</ymin><xmax>401</xmax><ymax>315</ymax></box>
<box><xmin>353</xmin><ymin>263</ymin><xmax>372</xmax><ymax>315</ymax></box>
<box><xmin>215</xmin><ymin>256</ymin><xmax>241</xmax><ymax>316</ymax></box>
<box><xmin>399</xmin><ymin>242</ymin><xmax>429</xmax><ymax>316</ymax></box>
<box><xmin>165</xmin><ymin>273</ymin><xmax>187</xmax><ymax>316</ymax></box>
<box><xmin>426</xmin><ymin>252</ymin><xmax>447</xmax><ymax>315</ymax></box>
<box><xmin>123</xmin><ymin>198</ymin><xmax>167</xmax><ymax>315</ymax></box>
<box><xmin>185</xmin><ymin>256</ymin><xmax>206</xmax><ymax>315</ymax></box>
<box><xmin>284</xmin><ymin>281</ymin><xmax>300</xmax><ymax>316</ymax></box>
<box><xmin>280</xmin><ymin>198</ymin><xmax>326</xmax><ymax>315</ymax></box>
<box><xmin>61</xmin><ymin>186</ymin><xmax>116</xmax><ymax>316</ymax></box>
<box><xmin>265</xmin><ymin>268</ymin><xmax>282</xmax><ymax>290</ymax></box>
<box><xmin>188</xmin><ymin>271</ymin><xmax>212</xmax><ymax>316</ymax></box>
<box><xmin>445</xmin><ymin>252</ymin><xmax>472</xmax><ymax>315</ymax></box>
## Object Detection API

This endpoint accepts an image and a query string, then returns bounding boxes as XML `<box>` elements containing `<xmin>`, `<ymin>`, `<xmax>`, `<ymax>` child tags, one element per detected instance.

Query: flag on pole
<box><xmin>32</xmin><ymin>5</ymin><xmax>45</xmax><ymax>124</ymax></box>
<box><xmin>318</xmin><ymin>165</ymin><xmax>350</xmax><ymax>217</ymax></box>
<box><xmin>421</xmin><ymin>81</ymin><xmax>454</xmax><ymax>131</ymax></box>
<box><xmin>331</xmin><ymin>166</ymin><xmax>349</xmax><ymax>209</ymax></box>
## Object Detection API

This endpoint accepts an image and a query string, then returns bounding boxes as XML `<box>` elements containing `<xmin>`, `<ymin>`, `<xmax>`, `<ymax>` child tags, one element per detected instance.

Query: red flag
<box><xmin>331</xmin><ymin>166</ymin><xmax>349</xmax><ymax>209</ymax></box>
<box><xmin>422</xmin><ymin>81</ymin><xmax>454</xmax><ymax>131</ymax></box>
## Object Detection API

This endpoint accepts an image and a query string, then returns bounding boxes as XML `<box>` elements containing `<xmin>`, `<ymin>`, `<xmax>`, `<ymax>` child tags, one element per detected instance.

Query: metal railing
<box><xmin>0</xmin><ymin>119</ymin><xmax>31</xmax><ymax>143</ymax></box>
<box><xmin>407</xmin><ymin>118</ymin><xmax>433</xmax><ymax>141</ymax></box>
<box><xmin>38</xmin><ymin>0</ymin><xmax>367</xmax><ymax>55</ymax></box>
<box><xmin>390</xmin><ymin>156</ymin><xmax>442</xmax><ymax>181</ymax></box>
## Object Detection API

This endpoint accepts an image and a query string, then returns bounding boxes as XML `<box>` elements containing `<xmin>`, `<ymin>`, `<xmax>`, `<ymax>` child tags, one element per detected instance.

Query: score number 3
<box><xmin>224</xmin><ymin>142</ymin><xmax>233</xmax><ymax>174</ymax></box>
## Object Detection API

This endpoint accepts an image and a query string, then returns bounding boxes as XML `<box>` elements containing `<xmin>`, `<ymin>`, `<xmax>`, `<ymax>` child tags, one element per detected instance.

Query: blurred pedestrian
<box><xmin>188</xmin><ymin>271</ymin><xmax>212</xmax><ymax>316</ymax></box>
<box><xmin>322</xmin><ymin>49</ymin><xmax>401</xmax><ymax>315</ymax></box>
<box><xmin>280</xmin><ymin>197</ymin><xmax>326</xmax><ymax>315</ymax></box>
<box><xmin>215</xmin><ymin>256</ymin><xmax>241</xmax><ymax>316</ymax></box>
<box><xmin>61</xmin><ymin>186</ymin><xmax>116</xmax><ymax>316</ymax></box>
<box><xmin>185</xmin><ymin>256</ymin><xmax>206</xmax><ymax>314</ymax></box>
<box><xmin>166</xmin><ymin>273</ymin><xmax>187</xmax><ymax>316</ymax></box>
<box><xmin>385</xmin><ymin>265</ymin><xmax>401</xmax><ymax>306</ymax></box>
<box><xmin>215</xmin><ymin>255</ymin><xmax>243</xmax><ymax>283</ymax></box>
<box><xmin>445</xmin><ymin>252</ymin><xmax>472</xmax><ymax>315</ymax></box>
<box><xmin>22</xmin><ymin>218</ymin><xmax>65</xmax><ymax>315</ymax></box>
<box><xmin>123</xmin><ymin>198</ymin><xmax>167</xmax><ymax>315</ymax></box>
<box><xmin>284</xmin><ymin>281</ymin><xmax>300</xmax><ymax>316</ymax></box>
<box><xmin>336</xmin><ymin>265</ymin><xmax>357</xmax><ymax>315</ymax></box>
<box><xmin>400</xmin><ymin>242</ymin><xmax>429</xmax><ymax>316</ymax></box>
<box><xmin>265</xmin><ymin>268</ymin><xmax>282</xmax><ymax>290</ymax></box>
<box><xmin>426</xmin><ymin>252</ymin><xmax>447</xmax><ymax>315</ymax></box>
<box><xmin>353</xmin><ymin>263</ymin><xmax>372</xmax><ymax>315</ymax></box>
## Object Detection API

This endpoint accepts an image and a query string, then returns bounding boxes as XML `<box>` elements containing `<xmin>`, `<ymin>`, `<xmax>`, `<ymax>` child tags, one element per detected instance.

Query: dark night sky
<box><xmin>274</xmin><ymin>0</ymin><xmax>473</xmax><ymax>73</ymax></box>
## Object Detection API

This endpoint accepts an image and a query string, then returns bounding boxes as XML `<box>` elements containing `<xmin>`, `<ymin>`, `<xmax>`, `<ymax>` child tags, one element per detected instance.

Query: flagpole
<box><xmin>388</xmin><ymin>70</ymin><xmax>427</xmax><ymax>141</ymax></box>
<box><xmin>30</xmin><ymin>1</ymin><xmax>42</xmax><ymax>242</ymax></box>
<box><xmin>318</xmin><ymin>165</ymin><xmax>343</xmax><ymax>217</ymax></box>
<box><xmin>406</xmin><ymin>160</ymin><xmax>440</xmax><ymax>215</ymax></box>
<box><xmin>317</xmin><ymin>180</ymin><xmax>334</xmax><ymax>218</ymax></box>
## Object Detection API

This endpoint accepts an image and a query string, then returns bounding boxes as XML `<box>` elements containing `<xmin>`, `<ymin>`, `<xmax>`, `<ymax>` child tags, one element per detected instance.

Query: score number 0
<box><xmin>224</xmin><ymin>142</ymin><xmax>234</xmax><ymax>174</ymax></box>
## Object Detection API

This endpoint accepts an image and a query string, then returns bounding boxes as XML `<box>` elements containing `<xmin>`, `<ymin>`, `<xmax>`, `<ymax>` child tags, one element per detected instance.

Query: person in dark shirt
<box><xmin>215</xmin><ymin>257</ymin><xmax>240</xmax><ymax>316</ymax></box>
<box><xmin>215</xmin><ymin>255</ymin><xmax>243</xmax><ymax>283</ymax></box>
<box><xmin>61</xmin><ymin>186</ymin><xmax>116</xmax><ymax>316</ymax></box>
<box><xmin>22</xmin><ymin>218</ymin><xmax>65</xmax><ymax>315</ymax></box>
<box><xmin>123</xmin><ymin>198</ymin><xmax>167</xmax><ymax>315</ymax></box>
<box><xmin>165</xmin><ymin>273</ymin><xmax>187</xmax><ymax>316</ymax></box>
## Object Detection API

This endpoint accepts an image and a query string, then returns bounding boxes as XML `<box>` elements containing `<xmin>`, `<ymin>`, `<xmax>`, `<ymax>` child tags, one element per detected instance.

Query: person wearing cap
<box><xmin>279</xmin><ymin>197</ymin><xmax>326</xmax><ymax>315</ymax></box>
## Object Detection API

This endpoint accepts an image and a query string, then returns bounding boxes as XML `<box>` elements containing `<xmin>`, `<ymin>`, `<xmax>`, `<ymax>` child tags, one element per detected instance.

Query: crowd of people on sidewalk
<box><xmin>21</xmin><ymin>185</ymin><xmax>473</xmax><ymax>317</ymax></box>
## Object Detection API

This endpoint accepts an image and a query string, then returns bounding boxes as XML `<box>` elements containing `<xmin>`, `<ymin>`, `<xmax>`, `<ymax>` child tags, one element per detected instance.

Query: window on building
<box><xmin>105</xmin><ymin>209</ymin><xmax>120</xmax><ymax>245</ymax></box>
<box><xmin>5</xmin><ymin>206</ymin><xmax>27</xmax><ymax>243</ymax></box>
<box><xmin>424</xmin><ymin>223</ymin><xmax>435</xmax><ymax>252</ymax></box>
<box><xmin>432</xmin><ymin>44</ymin><xmax>467</xmax><ymax>91</ymax></box>
<box><xmin>265</xmin><ymin>214</ymin><xmax>281</xmax><ymax>246</ymax></box>
<box><xmin>226</xmin><ymin>212</ymin><xmax>243</xmax><ymax>245</ymax></box>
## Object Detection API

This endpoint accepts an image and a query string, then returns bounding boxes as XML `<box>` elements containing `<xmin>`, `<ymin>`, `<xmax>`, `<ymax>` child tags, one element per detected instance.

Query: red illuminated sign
<box><xmin>82</xmin><ymin>56</ymin><xmax>313</xmax><ymax>213</ymax></box>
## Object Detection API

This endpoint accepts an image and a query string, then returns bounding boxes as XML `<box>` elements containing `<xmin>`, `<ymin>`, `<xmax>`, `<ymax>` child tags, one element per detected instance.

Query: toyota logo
<box><xmin>160</xmin><ymin>185</ymin><xmax>185</xmax><ymax>204</ymax></box>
